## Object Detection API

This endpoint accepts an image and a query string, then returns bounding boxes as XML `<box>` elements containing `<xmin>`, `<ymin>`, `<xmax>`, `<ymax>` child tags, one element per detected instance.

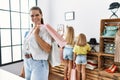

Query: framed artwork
<box><xmin>65</xmin><ymin>11</ymin><xmax>75</xmax><ymax>21</ymax></box>
<box><xmin>57</xmin><ymin>24</ymin><xmax>64</xmax><ymax>35</ymax></box>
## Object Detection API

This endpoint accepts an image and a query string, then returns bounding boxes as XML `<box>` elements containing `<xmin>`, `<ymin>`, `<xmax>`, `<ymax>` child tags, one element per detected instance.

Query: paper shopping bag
<box><xmin>45</xmin><ymin>24</ymin><xmax>67</xmax><ymax>48</ymax></box>
<box><xmin>49</xmin><ymin>41</ymin><xmax>61</xmax><ymax>67</ymax></box>
<box><xmin>70</xmin><ymin>68</ymin><xmax>76</xmax><ymax>80</ymax></box>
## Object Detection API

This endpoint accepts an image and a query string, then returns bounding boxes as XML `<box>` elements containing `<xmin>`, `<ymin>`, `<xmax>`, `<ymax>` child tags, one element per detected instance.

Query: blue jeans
<box><xmin>75</xmin><ymin>55</ymin><xmax>87</xmax><ymax>65</ymax></box>
<box><xmin>63</xmin><ymin>47</ymin><xmax>73</xmax><ymax>60</ymax></box>
<box><xmin>24</xmin><ymin>58</ymin><xmax>49</xmax><ymax>80</ymax></box>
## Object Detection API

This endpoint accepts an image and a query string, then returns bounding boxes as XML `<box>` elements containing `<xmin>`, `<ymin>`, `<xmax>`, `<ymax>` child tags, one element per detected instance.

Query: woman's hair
<box><xmin>65</xmin><ymin>26</ymin><xmax>74</xmax><ymax>45</ymax></box>
<box><xmin>30</xmin><ymin>6</ymin><xmax>44</xmax><ymax>24</ymax></box>
<box><xmin>76</xmin><ymin>33</ymin><xmax>87</xmax><ymax>46</ymax></box>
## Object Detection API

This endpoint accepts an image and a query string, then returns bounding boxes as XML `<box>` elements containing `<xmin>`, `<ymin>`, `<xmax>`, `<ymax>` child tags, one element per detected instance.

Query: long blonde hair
<box><xmin>65</xmin><ymin>26</ymin><xmax>74</xmax><ymax>46</ymax></box>
<box><xmin>76</xmin><ymin>33</ymin><xmax>87</xmax><ymax>46</ymax></box>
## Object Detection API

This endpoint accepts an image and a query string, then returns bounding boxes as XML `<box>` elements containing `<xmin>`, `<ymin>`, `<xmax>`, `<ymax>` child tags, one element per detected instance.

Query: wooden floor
<box><xmin>49</xmin><ymin>64</ymin><xmax>64</xmax><ymax>80</ymax></box>
<box><xmin>49</xmin><ymin>73</ymin><xmax>63</xmax><ymax>80</ymax></box>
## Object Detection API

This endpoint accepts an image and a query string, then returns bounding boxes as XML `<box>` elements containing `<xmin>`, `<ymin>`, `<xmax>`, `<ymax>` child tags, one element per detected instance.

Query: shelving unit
<box><xmin>99</xmin><ymin>18</ymin><xmax>120</xmax><ymax>79</ymax></box>
<box><xmin>87</xmin><ymin>18</ymin><xmax>120</xmax><ymax>80</ymax></box>
<box><xmin>99</xmin><ymin>18</ymin><xmax>120</xmax><ymax>67</ymax></box>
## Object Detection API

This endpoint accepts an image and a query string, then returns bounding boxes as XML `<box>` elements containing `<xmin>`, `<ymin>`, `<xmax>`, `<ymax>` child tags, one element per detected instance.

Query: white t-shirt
<box><xmin>23</xmin><ymin>25</ymin><xmax>52</xmax><ymax>60</ymax></box>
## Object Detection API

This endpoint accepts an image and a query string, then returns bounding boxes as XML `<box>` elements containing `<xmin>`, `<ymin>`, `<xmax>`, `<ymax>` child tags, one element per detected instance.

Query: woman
<box><xmin>23</xmin><ymin>6</ymin><xmax>52</xmax><ymax>80</ymax></box>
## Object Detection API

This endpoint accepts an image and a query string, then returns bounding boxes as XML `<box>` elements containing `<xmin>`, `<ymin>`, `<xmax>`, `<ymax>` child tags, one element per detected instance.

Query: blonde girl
<box><xmin>63</xmin><ymin>26</ymin><xmax>74</xmax><ymax>80</ymax></box>
<box><xmin>73</xmin><ymin>33</ymin><xmax>91</xmax><ymax>80</ymax></box>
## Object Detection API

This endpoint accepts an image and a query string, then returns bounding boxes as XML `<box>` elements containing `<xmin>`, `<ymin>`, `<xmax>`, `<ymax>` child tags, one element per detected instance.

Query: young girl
<box><xmin>63</xmin><ymin>26</ymin><xmax>74</xmax><ymax>80</ymax></box>
<box><xmin>73</xmin><ymin>33</ymin><xmax>91</xmax><ymax>80</ymax></box>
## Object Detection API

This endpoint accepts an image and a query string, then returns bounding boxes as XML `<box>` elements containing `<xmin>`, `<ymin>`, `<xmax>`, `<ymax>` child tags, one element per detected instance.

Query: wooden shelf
<box><xmin>98</xmin><ymin>18</ymin><xmax>120</xmax><ymax>79</ymax></box>
<box><xmin>99</xmin><ymin>70</ymin><xmax>120</xmax><ymax>78</ymax></box>
<box><xmin>100</xmin><ymin>53</ymin><xmax>114</xmax><ymax>57</ymax></box>
<box><xmin>100</xmin><ymin>18</ymin><xmax>120</xmax><ymax>22</ymax></box>
<box><xmin>87</xmin><ymin>18</ymin><xmax>120</xmax><ymax>79</ymax></box>
<box><xmin>88</xmin><ymin>52</ymin><xmax>114</xmax><ymax>57</ymax></box>
<box><xmin>100</xmin><ymin>36</ymin><xmax>115</xmax><ymax>38</ymax></box>
<box><xmin>87</xmin><ymin>52</ymin><xmax>99</xmax><ymax>56</ymax></box>
<box><xmin>50</xmin><ymin>64</ymin><xmax>64</xmax><ymax>78</ymax></box>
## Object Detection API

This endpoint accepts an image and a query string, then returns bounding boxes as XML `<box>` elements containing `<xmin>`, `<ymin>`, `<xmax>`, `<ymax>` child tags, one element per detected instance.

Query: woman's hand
<box><xmin>33</xmin><ymin>25</ymin><xmax>52</xmax><ymax>53</ymax></box>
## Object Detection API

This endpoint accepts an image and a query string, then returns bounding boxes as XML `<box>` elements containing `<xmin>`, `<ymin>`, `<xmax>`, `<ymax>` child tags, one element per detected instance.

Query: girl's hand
<box><xmin>73</xmin><ymin>61</ymin><xmax>76</xmax><ymax>68</ymax></box>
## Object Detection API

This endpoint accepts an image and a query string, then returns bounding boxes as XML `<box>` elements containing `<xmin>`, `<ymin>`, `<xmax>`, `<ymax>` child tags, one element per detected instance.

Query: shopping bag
<box><xmin>70</xmin><ymin>68</ymin><xmax>76</xmax><ymax>80</ymax></box>
<box><xmin>45</xmin><ymin>24</ymin><xmax>67</xmax><ymax>48</ymax></box>
<box><xmin>49</xmin><ymin>41</ymin><xmax>61</xmax><ymax>67</ymax></box>
<box><xmin>102</xmin><ymin>26</ymin><xmax>118</xmax><ymax>37</ymax></box>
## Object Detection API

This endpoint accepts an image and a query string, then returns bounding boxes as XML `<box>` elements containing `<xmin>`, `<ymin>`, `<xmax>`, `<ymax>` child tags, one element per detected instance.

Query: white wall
<box><xmin>38</xmin><ymin>0</ymin><xmax>120</xmax><ymax>42</ymax></box>
<box><xmin>37</xmin><ymin>0</ymin><xmax>50</xmax><ymax>23</ymax></box>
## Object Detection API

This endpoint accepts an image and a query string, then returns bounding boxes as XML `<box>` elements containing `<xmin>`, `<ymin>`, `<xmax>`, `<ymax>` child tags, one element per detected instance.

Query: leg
<box><xmin>64</xmin><ymin>60</ymin><xmax>68</xmax><ymax>80</ymax></box>
<box><xmin>31</xmin><ymin>60</ymin><xmax>49</xmax><ymax>80</ymax></box>
<box><xmin>81</xmin><ymin>65</ymin><xmax>86</xmax><ymax>80</ymax></box>
<box><xmin>60</xmin><ymin>48</ymin><xmax>64</xmax><ymax>63</ymax></box>
<box><xmin>20</xmin><ymin>65</ymin><xmax>25</xmax><ymax>78</ymax></box>
<box><xmin>76</xmin><ymin>64</ymin><xmax>81</xmax><ymax>80</ymax></box>
<box><xmin>24</xmin><ymin>59</ymin><xmax>31</xmax><ymax>80</ymax></box>
<box><xmin>68</xmin><ymin>60</ymin><xmax>73</xmax><ymax>80</ymax></box>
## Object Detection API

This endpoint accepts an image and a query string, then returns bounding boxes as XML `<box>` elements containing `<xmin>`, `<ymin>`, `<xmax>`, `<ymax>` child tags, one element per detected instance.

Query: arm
<box><xmin>34</xmin><ymin>26</ymin><xmax>52</xmax><ymax>53</ymax></box>
<box><xmin>87</xmin><ymin>44</ymin><xmax>92</xmax><ymax>54</ymax></box>
<box><xmin>73</xmin><ymin>53</ymin><xmax>76</xmax><ymax>62</ymax></box>
<box><xmin>73</xmin><ymin>53</ymin><xmax>77</xmax><ymax>67</ymax></box>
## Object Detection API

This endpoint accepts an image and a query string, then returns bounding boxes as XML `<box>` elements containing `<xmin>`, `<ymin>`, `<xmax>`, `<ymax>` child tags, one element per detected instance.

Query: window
<box><xmin>0</xmin><ymin>0</ymin><xmax>9</xmax><ymax>10</ymax></box>
<box><xmin>0</xmin><ymin>0</ymin><xmax>37</xmax><ymax>65</ymax></box>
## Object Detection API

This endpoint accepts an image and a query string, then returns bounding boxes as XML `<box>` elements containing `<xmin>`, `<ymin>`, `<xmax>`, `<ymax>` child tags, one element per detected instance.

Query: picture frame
<box><xmin>65</xmin><ymin>11</ymin><xmax>75</xmax><ymax>21</ymax></box>
<box><xmin>57</xmin><ymin>24</ymin><xmax>64</xmax><ymax>35</ymax></box>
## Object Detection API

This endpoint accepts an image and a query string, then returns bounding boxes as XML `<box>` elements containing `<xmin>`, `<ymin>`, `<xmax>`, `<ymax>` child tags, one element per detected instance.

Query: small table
<box><xmin>0</xmin><ymin>69</ymin><xmax>26</xmax><ymax>80</ymax></box>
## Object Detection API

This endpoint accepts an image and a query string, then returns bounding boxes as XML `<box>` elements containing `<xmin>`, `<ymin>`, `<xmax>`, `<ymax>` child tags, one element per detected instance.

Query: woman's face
<box><xmin>30</xmin><ymin>10</ymin><xmax>42</xmax><ymax>25</ymax></box>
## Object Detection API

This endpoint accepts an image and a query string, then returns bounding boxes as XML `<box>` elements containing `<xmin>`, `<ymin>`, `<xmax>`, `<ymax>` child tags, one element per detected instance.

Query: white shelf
<box><xmin>0</xmin><ymin>69</ymin><xmax>26</xmax><ymax>80</ymax></box>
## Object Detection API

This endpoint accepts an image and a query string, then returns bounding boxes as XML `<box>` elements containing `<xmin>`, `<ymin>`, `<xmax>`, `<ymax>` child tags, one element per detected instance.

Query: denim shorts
<box><xmin>63</xmin><ymin>47</ymin><xmax>73</xmax><ymax>60</ymax></box>
<box><xmin>24</xmin><ymin>58</ymin><xmax>49</xmax><ymax>80</ymax></box>
<box><xmin>75</xmin><ymin>55</ymin><xmax>87</xmax><ymax>65</ymax></box>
